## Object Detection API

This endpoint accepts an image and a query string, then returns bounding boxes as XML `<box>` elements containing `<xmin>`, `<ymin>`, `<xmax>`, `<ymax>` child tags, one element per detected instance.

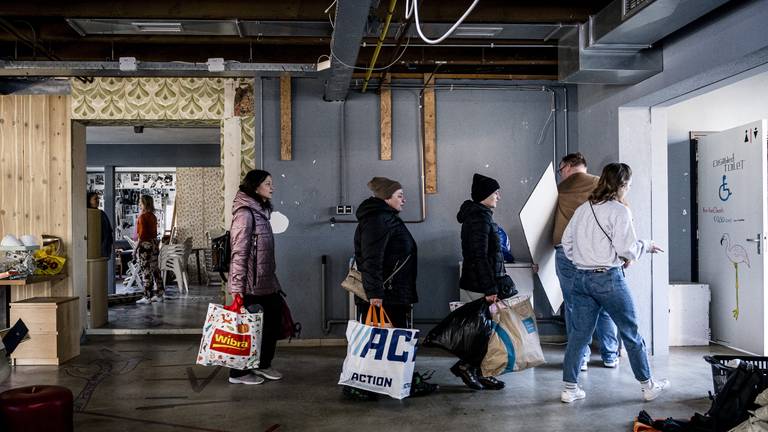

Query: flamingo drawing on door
<box><xmin>720</xmin><ymin>233</ymin><xmax>751</xmax><ymax>320</ymax></box>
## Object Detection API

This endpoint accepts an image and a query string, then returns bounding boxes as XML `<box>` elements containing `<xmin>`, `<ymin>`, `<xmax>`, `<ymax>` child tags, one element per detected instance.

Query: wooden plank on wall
<box><xmin>380</xmin><ymin>75</ymin><xmax>392</xmax><ymax>161</ymax></box>
<box><xmin>280</xmin><ymin>74</ymin><xmax>292</xmax><ymax>161</ymax></box>
<box><xmin>0</xmin><ymin>95</ymin><xmax>72</xmax><ymax>302</ymax></box>
<box><xmin>49</xmin><ymin>96</ymin><xmax>71</xmax><ymax>298</ymax></box>
<box><xmin>423</xmin><ymin>74</ymin><xmax>437</xmax><ymax>193</ymax></box>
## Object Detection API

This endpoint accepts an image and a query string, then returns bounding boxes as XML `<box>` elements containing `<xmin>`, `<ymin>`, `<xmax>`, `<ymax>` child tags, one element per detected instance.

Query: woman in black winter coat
<box><xmin>343</xmin><ymin>177</ymin><xmax>436</xmax><ymax>400</ymax></box>
<box><xmin>453</xmin><ymin>173</ymin><xmax>516</xmax><ymax>391</ymax></box>
<box><xmin>354</xmin><ymin>177</ymin><xmax>417</xmax><ymax>328</ymax></box>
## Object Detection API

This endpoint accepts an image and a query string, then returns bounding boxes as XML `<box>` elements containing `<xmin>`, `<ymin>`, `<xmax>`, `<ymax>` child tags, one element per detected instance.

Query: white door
<box><xmin>697</xmin><ymin>120</ymin><xmax>768</xmax><ymax>355</ymax></box>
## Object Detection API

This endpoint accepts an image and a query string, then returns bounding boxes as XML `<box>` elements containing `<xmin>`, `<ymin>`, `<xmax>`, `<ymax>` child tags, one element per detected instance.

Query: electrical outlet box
<box><xmin>335</xmin><ymin>205</ymin><xmax>354</xmax><ymax>215</ymax></box>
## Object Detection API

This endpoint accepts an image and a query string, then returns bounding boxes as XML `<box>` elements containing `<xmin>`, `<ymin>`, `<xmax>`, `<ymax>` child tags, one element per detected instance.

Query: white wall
<box><xmin>668</xmin><ymin>70</ymin><xmax>768</xmax><ymax>143</ymax></box>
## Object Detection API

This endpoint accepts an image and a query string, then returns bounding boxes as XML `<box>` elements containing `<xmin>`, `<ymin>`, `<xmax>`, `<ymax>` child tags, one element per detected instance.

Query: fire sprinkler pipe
<box><xmin>361</xmin><ymin>0</ymin><xmax>399</xmax><ymax>93</ymax></box>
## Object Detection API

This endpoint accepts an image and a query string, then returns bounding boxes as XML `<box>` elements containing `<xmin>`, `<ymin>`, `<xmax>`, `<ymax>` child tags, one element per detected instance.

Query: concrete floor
<box><xmin>0</xmin><ymin>335</ymin><xmax>735</xmax><ymax>432</ymax></box>
<box><xmin>101</xmin><ymin>284</ymin><xmax>220</xmax><ymax>329</ymax></box>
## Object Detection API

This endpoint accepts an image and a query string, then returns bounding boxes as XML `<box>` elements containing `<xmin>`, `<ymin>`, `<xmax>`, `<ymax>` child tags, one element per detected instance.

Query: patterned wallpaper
<box><xmin>175</xmin><ymin>167</ymin><xmax>224</xmax><ymax>248</ymax></box>
<box><xmin>70</xmin><ymin>77</ymin><xmax>256</xmax><ymax>177</ymax></box>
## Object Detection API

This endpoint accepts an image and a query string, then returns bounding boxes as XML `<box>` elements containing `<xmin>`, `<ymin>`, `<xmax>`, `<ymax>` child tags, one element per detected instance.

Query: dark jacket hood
<box><xmin>356</xmin><ymin>196</ymin><xmax>397</xmax><ymax>220</ymax></box>
<box><xmin>232</xmin><ymin>190</ymin><xmax>270</xmax><ymax>219</ymax></box>
<box><xmin>457</xmin><ymin>200</ymin><xmax>492</xmax><ymax>223</ymax></box>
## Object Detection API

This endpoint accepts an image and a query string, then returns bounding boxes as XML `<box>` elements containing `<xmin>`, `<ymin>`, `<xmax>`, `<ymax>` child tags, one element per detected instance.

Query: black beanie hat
<box><xmin>471</xmin><ymin>173</ymin><xmax>500</xmax><ymax>202</ymax></box>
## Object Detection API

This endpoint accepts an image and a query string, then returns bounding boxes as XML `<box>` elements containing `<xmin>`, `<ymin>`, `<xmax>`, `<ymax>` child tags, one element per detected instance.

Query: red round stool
<box><xmin>0</xmin><ymin>385</ymin><xmax>73</xmax><ymax>432</ymax></box>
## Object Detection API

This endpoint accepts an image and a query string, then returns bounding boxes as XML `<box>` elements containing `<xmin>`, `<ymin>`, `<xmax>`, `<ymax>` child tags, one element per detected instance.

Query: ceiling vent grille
<box><xmin>624</xmin><ymin>0</ymin><xmax>655</xmax><ymax>18</ymax></box>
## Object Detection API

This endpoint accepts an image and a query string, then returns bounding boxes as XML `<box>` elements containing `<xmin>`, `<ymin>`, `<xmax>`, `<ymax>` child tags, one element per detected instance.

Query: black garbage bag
<box><xmin>423</xmin><ymin>298</ymin><xmax>493</xmax><ymax>366</ymax></box>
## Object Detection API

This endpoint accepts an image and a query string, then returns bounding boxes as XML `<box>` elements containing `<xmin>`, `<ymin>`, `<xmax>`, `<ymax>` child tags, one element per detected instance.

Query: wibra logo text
<box><xmin>210</xmin><ymin>329</ymin><xmax>250</xmax><ymax>355</ymax></box>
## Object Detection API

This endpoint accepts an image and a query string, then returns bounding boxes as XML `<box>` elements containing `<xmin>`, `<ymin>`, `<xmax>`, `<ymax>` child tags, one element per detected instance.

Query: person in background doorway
<box><xmin>454</xmin><ymin>173</ymin><xmax>517</xmax><ymax>391</ymax></box>
<box><xmin>87</xmin><ymin>192</ymin><xmax>114</xmax><ymax>259</ymax></box>
<box><xmin>560</xmin><ymin>163</ymin><xmax>668</xmax><ymax>403</ymax></box>
<box><xmin>225</xmin><ymin>170</ymin><xmax>283</xmax><ymax>385</ymax></box>
<box><xmin>135</xmin><ymin>195</ymin><xmax>165</xmax><ymax>304</ymax></box>
<box><xmin>553</xmin><ymin>153</ymin><xmax>619</xmax><ymax>371</ymax></box>
<box><xmin>346</xmin><ymin>176</ymin><xmax>437</xmax><ymax>400</ymax></box>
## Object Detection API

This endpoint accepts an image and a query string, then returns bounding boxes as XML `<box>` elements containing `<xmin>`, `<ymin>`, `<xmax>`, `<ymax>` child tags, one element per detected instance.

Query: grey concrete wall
<box><xmin>87</xmin><ymin>144</ymin><xmax>220</xmax><ymax>167</ymax></box>
<box><xmin>574</xmin><ymin>0</ymin><xmax>768</xmax><ymax>353</ymax></box>
<box><xmin>257</xmin><ymin>78</ymin><xmax>572</xmax><ymax>338</ymax></box>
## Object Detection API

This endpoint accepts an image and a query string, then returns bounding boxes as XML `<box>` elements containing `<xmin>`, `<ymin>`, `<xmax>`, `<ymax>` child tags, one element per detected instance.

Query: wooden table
<box><xmin>0</xmin><ymin>274</ymin><xmax>68</xmax><ymax>327</ymax></box>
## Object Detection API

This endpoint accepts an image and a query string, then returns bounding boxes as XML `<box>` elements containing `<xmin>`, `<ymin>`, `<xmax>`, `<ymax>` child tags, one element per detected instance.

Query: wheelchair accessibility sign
<box><xmin>719</xmin><ymin>175</ymin><xmax>733</xmax><ymax>202</ymax></box>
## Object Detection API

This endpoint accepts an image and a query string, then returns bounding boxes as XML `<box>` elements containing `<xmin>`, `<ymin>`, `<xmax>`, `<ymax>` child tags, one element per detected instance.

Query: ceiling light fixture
<box><xmin>453</xmin><ymin>26</ymin><xmax>503</xmax><ymax>37</ymax></box>
<box><xmin>131</xmin><ymin>22</ymin><xmax>183</xmax><ymax>32</ymax></box>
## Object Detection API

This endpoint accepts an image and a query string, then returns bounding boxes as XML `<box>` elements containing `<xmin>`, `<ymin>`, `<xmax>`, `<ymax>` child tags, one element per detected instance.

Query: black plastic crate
<box><xmin>705</xmin><ymin>355</ymin><xmax>768</xmax><ymax>395</ymax></box>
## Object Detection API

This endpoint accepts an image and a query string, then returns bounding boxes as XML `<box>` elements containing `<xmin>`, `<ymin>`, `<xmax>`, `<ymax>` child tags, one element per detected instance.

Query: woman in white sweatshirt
<box><xmin>560</xmin><ymin>162</ymin><xmax>669</xmax><ymax>403</ymax></box>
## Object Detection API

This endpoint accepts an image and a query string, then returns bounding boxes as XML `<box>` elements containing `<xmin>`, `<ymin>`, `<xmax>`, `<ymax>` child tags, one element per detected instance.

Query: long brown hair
<box><xmin>140</xmin><ymin>195</ymin><xmax>155</xmax><ymax>213</ymax></box>
<box><xmin>589</xmin><ymin>163</ymin><xmax>632</xmax><ymax>204</ymax></box>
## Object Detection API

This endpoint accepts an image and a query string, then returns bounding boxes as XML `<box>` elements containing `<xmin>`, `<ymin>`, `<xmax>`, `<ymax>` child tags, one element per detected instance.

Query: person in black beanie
<box><xmin>452</xmin><ymin>173</ymin><xmax>517</xmax><ymax>391</ymax></box>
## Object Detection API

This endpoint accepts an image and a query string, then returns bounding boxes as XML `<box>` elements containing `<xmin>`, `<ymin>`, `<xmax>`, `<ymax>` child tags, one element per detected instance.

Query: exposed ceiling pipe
<box><xmin>361</xmin><ymin>0</ymin><xmax>398</xmax><ymax>93</ymax></box>
<box><xmin>0</xmin><ymin>60</ymin><xmax>316</xmax><ymax>77</ymax></box>
<box><xmin>324</xmin><ymin>0</ymin><xmax>376</xmax><ymax>101</ymax></box>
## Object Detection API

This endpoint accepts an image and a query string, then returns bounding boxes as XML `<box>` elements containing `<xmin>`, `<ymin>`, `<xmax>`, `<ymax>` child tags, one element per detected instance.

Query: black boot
<box><xmin>410</xmin><ymin>370</ymin><xmax>439</xmax><ymax>397</ymax></box>
<box><xmin>477</xmin><ymin>374</ymin><xmax>505</xmax><ymax>390</ymax></box>
<box><xmin>450</xmin><ymin>361</ymin><xmax>484</xmax><ymax>390</ymax></box>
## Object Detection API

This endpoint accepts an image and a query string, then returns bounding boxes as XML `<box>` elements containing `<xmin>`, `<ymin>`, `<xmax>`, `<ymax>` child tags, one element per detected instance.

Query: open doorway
<box><xmin>665</xmin><ymin>66</ymin><xmax>768</xmax><ymax>355</ymax></box>
<box><xmin>84</xmin><ymin>124</ymin><xmax>225</xmax><ymax>332</ymax></box>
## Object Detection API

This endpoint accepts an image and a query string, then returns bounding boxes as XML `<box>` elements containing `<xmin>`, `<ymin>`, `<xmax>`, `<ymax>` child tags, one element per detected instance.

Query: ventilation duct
<box><xmin>559</xmin><ymin>0</ymin><xmax>731</xmax><ymax>84</ymax></box>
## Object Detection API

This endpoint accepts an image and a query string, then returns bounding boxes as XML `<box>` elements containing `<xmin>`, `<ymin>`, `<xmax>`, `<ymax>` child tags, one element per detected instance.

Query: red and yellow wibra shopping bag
<box><xmin>197</xmin><ymin>303</ymin><xmax>263</xmax><ymax>370</ymax></box>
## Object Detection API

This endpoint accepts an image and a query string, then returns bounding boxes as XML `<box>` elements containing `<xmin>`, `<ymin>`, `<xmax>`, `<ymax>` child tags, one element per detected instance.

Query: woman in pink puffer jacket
<box><xmin>226</xmin><ymin>169</ymin><xmax>284</xmax><ymax>385</ymax></box>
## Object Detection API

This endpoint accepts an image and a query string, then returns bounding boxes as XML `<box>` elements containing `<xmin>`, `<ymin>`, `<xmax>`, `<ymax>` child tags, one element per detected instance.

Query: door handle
<box><xmin>746</xmin><ymin>233</ymin><xmax>762</xmax><ymax>255</ymax></box>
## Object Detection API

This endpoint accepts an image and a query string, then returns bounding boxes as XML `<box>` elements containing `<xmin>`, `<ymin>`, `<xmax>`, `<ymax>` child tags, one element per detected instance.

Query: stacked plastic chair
<box><xmin>159</xmin><ymin>237</ymin><xmax>192</xmax><ymax>294</ymax></box>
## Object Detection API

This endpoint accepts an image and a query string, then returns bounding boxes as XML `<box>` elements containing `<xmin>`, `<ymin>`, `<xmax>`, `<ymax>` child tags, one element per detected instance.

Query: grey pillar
<box><xmin>104</xmin><ymin>165</ymin><xmax>116</xmax><ymax>295</ymax></box>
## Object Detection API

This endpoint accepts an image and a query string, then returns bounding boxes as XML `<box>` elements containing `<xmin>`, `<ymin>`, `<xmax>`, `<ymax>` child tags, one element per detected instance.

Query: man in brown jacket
<box><xmin>553</xmin><ymin>153</ymin><xmax>619</xmax><ymax>371</ymax></box>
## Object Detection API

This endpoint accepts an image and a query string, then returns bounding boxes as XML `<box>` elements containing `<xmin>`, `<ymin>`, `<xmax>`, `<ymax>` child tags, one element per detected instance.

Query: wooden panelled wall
<box><xmin>0</xmin><ymin>95</ymin><xmax>73</xmax><ymax>300</ymax></box>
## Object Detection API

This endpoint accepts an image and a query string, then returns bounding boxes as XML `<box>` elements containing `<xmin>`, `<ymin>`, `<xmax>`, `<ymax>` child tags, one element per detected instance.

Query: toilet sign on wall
<box><xmin>697</xmin><ymin>120</ymin><xmax>768</xmax><ymax>355</ymax></box>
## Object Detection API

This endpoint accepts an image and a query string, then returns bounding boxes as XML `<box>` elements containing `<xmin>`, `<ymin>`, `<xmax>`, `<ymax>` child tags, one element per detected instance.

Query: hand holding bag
<box><xmin>196</xmin><ymin>303</ymin><xmax>263</xmax><ymax>370</ymax></box>
<box><xmin>481</xmin><ymin>296</ymin><xmax>545</xmax><ymax>377</ymax></box>
<box><xmin>338</xmin><ymin>305</ymin><xmax>419</xmax><ymax>399</ymax></box>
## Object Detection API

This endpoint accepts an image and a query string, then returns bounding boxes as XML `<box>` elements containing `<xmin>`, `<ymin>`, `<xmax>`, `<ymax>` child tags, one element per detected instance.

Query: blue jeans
<box><xmin>555</xmin><ymin>247</ymin><xmax>618</xmax><ymax>364</ymax></box>
<box><xmin>563</xmin><ymin>268</ymin><xmax>652</xmax><ymax>384</ymax></box>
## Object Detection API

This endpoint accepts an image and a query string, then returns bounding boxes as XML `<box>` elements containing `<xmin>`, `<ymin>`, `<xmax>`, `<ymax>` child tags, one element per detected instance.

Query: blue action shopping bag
<box><xmin>338</xmin><ymin>306</ymin><xmax>419</xmax><ymax>399</ymax></box>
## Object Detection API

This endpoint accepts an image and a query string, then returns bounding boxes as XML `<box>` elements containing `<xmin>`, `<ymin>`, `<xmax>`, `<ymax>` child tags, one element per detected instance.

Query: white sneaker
<box><xmin>253</xmin><ymin>368</ymin><xmax>282</xmax><ymax>380</ymax></box>
<box><xmin>580</xmin><ymin>361</ymin><xmax>588</xmax><ymax>372</ymax></box>
<box><xmin>603</xmin><ymin>359</ymin><xmax>619</xmax><ymax>368</ymax></box>
<box><xmin>151</xmin><ymin>295</ymin><xmax>164</xmax><ymax>303</ymax></box>
<box><xmin>136</xmin><ymin>297</ymin><xmax>151</xmax><ymax>305</ymax></box>
<box><xmin>228</xmin><ymin>374</ymin><xmax>265</xmax><ymax>385</ymax></box>
<box><xmin>561</xmin><ymin>386</ymin><xmax>586</xmax><ymax>403</ymax></box>
<box><xmin>642</xmin><ymin>378</ymin><xmax>670</xmax><ymax>401</ymax></box>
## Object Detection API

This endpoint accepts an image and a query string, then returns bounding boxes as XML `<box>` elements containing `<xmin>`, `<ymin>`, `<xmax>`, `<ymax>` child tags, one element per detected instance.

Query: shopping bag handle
<box><xmin>365</xmin><ymin>305</ymin><xmax>392</xmax><ymax>327</ymax></box>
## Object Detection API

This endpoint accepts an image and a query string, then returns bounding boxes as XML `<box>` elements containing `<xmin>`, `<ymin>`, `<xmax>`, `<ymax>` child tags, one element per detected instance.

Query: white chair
<box><xmin>159</xmin><ymin>243</ymin><xmax>189</xmax><ymax>294</ymax></box>
<box><xmin>121</xmin><ymin>236</ymin><xmax>143</xmax><ymax>293</ymax></box>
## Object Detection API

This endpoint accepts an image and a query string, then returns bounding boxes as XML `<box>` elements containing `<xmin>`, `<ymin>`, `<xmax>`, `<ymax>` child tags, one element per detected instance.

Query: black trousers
<box><xmin>230</xmin><ymin>292</ymin><xmax>282</xmax><ymax>378</ymax></box>
<box><xmin>356</xmin><ymin>303</ymin><xmax>412</xmax><ymax>329</ymax></box>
